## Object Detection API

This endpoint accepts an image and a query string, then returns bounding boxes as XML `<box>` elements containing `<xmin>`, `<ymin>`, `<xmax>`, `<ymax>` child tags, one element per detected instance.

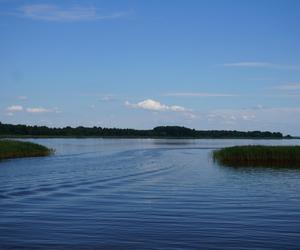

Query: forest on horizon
<box><xmin>0</xmin><ymin>122</ymin><xmax>292</xmax><ymax>139</ymax></box>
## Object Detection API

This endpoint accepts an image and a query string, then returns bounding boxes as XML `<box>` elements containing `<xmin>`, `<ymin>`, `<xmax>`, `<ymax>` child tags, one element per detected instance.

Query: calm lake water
<box><xmin>1</xmin><ymin>139</ymin><xmax>300</xmax><ymax>249</ymax></box>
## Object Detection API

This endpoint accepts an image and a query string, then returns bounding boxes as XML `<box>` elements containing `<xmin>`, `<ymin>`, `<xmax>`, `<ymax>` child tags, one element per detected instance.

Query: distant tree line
<box><xmin>0</xmin><ymin>122</ymin><xmax>290</xmax><ymax>139</ymax></box>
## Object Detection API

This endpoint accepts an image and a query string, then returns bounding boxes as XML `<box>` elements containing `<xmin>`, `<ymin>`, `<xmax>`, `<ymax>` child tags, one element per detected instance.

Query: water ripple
<box><xmin>1</xmin><ymin>139</ymin><xmax>300</xmax><ymax>249</ymax></box>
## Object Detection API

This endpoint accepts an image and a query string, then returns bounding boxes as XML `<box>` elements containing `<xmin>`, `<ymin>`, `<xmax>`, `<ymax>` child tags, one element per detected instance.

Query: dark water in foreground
<box><xmin>1</xmin><ymin>139</ymin><xmax>300</xmax><ymax>249</ymax></box>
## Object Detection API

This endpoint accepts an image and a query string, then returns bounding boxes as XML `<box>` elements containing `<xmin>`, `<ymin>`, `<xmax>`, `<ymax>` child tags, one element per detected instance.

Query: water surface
<box><xmin>1</xmin><ymin>139</ymin><xmax>300</xmax><ymax>249</ymax></box>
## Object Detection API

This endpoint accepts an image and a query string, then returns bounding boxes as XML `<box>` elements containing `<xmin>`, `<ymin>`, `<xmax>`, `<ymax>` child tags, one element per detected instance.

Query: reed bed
<box><xmin>213</xmin><ymin>145</ymin><xmax>300</xmax><ymax>167</ymax></box>
<box><xmin>0</xmin><ymin>140</ymin><xmax>52</xmax><ymax>160</ymax></box>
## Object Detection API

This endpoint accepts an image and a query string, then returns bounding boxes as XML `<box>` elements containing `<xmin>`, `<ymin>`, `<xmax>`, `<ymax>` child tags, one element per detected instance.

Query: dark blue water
<box><xmin>1</xmin><ymin>139</ymin><xmax>300</xmax><ymax>249</ymax></box>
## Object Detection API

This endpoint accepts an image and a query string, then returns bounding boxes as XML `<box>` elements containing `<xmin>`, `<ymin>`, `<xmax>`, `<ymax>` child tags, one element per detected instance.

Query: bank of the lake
<box><xmin>213</xmin><ymin>145</ymin><xmax>300</xmax><ymax>167</ymax></box>
<box><xmin>0</xmin><ymin>140</ymin><xmax>52</xmax><ymax>160</ymax></box>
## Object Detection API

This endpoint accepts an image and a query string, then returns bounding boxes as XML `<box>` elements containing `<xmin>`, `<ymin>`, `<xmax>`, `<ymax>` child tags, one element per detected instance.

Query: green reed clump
<box><xmin>0</xmin><ymin>140</ymin><xmax>52</xmax><ymax>160</ymax></box>
<box><xmin>213</xmin><ymin>145</ymin><xmax>300</xmax><ymax>167</ymax></box>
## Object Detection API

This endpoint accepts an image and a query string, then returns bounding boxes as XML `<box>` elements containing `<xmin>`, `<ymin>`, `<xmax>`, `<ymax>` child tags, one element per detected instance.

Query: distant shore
<box><xmin>0</xmin><ymin>123</ymin><xmax>294</xmax><ymax>139</ymax></box>
<box><xmin>0</xmin><ymin>135</ymin><xmax>298</xmax><ymax>139</ymax></box>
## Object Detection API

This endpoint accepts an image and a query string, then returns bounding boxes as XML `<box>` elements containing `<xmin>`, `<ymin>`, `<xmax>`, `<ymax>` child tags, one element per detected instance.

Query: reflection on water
<box><xmin>1</xmin><ymin>139</ymin><xmax>300</xmax><ymax>249</ymax></box>
<box><xmin>152</xmin><ymin>139</ymin><xmax>197</xmax><ymax>145</ymax></box>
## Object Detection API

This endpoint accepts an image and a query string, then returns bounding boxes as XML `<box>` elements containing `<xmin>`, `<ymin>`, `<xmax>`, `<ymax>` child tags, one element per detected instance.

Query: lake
<box><xmin>1</xmin><ymin>139</ymin><xmax>300</xmax><ymax>249</ymax></box>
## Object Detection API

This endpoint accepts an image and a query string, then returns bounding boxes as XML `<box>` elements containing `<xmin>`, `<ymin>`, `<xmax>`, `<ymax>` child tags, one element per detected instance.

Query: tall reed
<box><xmin>0</xmin><ymin>140</ymin><xmax>52</xmax><ymax>160</ymax></box>
<box><xmin>213</xmin><ymin>145</ymin><xmax>300</xmax><ymax>167</ymax></box>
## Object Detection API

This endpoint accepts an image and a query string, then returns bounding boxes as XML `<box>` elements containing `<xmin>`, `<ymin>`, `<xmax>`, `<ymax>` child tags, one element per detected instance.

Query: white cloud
<box><xmin>251</xmin><ymin>104</ymin><xmax>265</xmax><ymax>110</ymax></box>
<box><xmin>5</xmin><ymin>105</ymin><xmax>60</xmax><ymax>115</ymax></box>
<box><xmin>273</xmin><ymin>83</ymin><xmax>300</xmax><ymax>91</ymax></box>
<box><xmin>224</xmin><ymin>62</ymin><xmax>273</xmax><ymax>68</ymax></box>
<box><xmin>208</xmin><ymin>112</ymin><xmax>238</xmax><ymax>124</ymax></box>
<box><xmin>186</xmin><ymin>113</ymin><xmax>197</xmax><ymax>119</ymax></box>
<box><xmin>169</xmin><ymin>105</ymin><xmax>186</xmax><ymax>112</ymax></box>
<box><xmin>26</xmin><ymin>107</ymin><xmax>56</xmax><ymax>114</ymax></box>
<box><xmin>6</xmin><ymin>105</ymin><xmax>23</xmax><ymax>112</ymax></box>
<box><xmin>14</xmin><ymin>4</ymin><xmax>129</xmax><ymax>22</ymax></box>
<box><xmin>223</xmin><ymin>62</ymin><xmax>300</xmax><ymax>70</ymax></box>
<box><xmin>125</xmin><ymin>99</ymin><xmax>188</xmax><ymax>112</ymax></box>
<box><xmin>100</xmin><ymin>95</ymin><xmax>116</xmax><ymax>102</ymax></box>
<box><xmin>242</xmin><ymin>114</ymin><xmax>256</xmax><ymax>121</ymax></box>
<box><xmin>18</xmin><ymin>96</ymin><xmax>28</xmax><ymax>100</ymax></box>
<box><xmin>206</xmin><ymin>106</ymin><xmax>300</xmax><ymax>131</ymax></box>
<box><xmin>165</xmin><ymin>92</ymin><xmax>237</xmax><ymax>97</ymax></box>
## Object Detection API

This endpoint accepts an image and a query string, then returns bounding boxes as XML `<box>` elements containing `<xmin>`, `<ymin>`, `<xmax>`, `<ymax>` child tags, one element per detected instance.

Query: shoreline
<box><xmin>1</xmin><ymin>135</ymin><xmax>298</xmax><ymax>140</ymax></box>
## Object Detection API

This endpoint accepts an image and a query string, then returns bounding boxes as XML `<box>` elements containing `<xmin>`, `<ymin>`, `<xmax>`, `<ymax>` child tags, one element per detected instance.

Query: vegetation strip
<box><xmin>0</xmin><ymin>140</ymin><xmax>52</xmax><ymax>160</ymax></box>
<box><xmin>213</xmin><ymin>145</ymin><xmax>300</xmax><ymax>167</ymax></box>
<box><xmin>0</xmin><ymin>123</ymin><xmax>291</xmax><ymax>139</ymax></box>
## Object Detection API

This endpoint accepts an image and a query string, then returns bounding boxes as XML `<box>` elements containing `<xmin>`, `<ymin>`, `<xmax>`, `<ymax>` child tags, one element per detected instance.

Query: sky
<box><xmin>1</xmin><ymin>0</ymin><xmax>300</xmax><ymax>135</ymax></box>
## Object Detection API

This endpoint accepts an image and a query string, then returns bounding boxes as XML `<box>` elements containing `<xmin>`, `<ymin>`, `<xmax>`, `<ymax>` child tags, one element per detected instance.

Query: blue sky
<box><xmin>1</xmin><ymin>0</ymin><xmax>300</xmax><ymax>134</ymax></box>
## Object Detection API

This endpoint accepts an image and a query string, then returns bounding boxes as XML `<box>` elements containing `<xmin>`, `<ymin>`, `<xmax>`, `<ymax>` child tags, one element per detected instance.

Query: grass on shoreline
<box><xmin>0</xmin><ymin>140</ymin><xmax>52</xmax><ymax>160</ymax></box>
<box><xmin>213</xmin><ymin>145</ymin><xmax>300</xmax><ymax>167</ymax></box>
